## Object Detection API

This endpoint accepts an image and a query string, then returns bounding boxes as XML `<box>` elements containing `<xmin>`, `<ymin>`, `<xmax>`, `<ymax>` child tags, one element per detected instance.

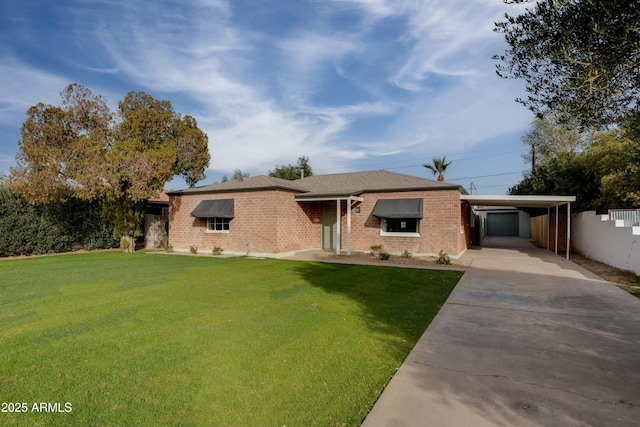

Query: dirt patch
<box><xmin>571</xmin><ymin>253</ymin><xmax>640</xmax><ymax>297</ymax></box>
<box><xmin>324</xmin><ymin>251</ymin><xmax>470</xmax><ymax>270</ymax></box>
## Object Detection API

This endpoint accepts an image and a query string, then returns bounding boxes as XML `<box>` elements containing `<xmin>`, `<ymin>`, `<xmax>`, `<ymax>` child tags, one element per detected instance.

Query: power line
<box><xmin>384</xmin><ymin>149</ymin><xmax>526</xmax><ymax>172</ymax></box>
<box><xmin>312</xmin><ymin>146</ymin><xmax>526</xmax><ymax>173</ymax></box>
<box><xmin>447</xmin><ymin>171</ymin><xmax>523</xmax><ymax>181</ymax></box>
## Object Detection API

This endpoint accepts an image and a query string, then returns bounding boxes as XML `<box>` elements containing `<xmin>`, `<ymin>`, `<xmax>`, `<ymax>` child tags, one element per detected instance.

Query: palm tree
<box><xmin>424</xmin><ymin>156</ymin><xmax>452</xmax><ymax>181</ymax></box>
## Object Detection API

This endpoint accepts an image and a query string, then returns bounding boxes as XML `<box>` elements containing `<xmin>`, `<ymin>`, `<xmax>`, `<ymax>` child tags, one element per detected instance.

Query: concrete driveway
<box><xmin>362</xmin><ymin>237</ymin><xmax>640</xmax><ymax>427</ymax></box>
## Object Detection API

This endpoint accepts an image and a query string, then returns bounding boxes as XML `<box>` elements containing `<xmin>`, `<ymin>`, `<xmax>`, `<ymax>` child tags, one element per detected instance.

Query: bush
<box><xmin>190</xmin><ymin>245</ymin><xmax>198</xmax><ymax>254</ymax></box>
<box><xmin>212</xmin><ymin>246</ymin><xmax>223</xmax><ymax>255</ymax></box>
<box><xmin>436</xmin><ymin>250</ymin><xmax>451</xmax><ymax>265</ymax></box>
<box><xmin>401</xmin><ymin>249</ymin><xmax>413</xmax><ymax>258</ymax></box>
<box><xmin>370</xmin><ymin>244</ymin><xmax>383</xmax><ymax>257</ymax></box>
<box><xmin>0</xmin><ymin>185</ymin><xmax>117</xmax><ymax>257</ymax></box>
<box><xmin>0</xmin><ymin>187</ymin><xmax>73</xmax><ymax>256</ymax></box>
<box><xmin>378</xmin><ymin>251</ymin><xmax>391</xmax><ymax>260</ymax></box>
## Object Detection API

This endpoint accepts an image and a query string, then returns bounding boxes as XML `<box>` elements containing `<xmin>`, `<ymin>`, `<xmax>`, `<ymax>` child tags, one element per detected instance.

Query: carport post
<box><xmin>555</xmin><ymin>205</ymin><xmax>559</xmax><ymax>254</ymax></box>
<box><xmin>547</xmin><ymin>207</ymin><xmax>550</xmax><ymax>250</ymax></box>
<box><xmin>347</xmin><ymin>199</ymin><xmax>352</xmax><ymax>256</ymax></box>
<box><xmin>336</xmin><ymin>199</ymin><xmax>341</xmax><ymax>255</ymax></box>
<box><xmin>566</xmin><ymin>203</ymin><xmax>571</xmax><ymax>260</ymax></box>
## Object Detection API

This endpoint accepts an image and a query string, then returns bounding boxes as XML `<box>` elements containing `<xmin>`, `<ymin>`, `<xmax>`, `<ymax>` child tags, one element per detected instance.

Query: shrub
<box><xmin>0</xmin><ymin>186</ymin><xmax>117</xmax><ymax>257</ymax></box>
<box><xmin>370</xmin><ymin>244</ymin><xmax>383</xmax><ymax>257</ymax></box>
<box><xmin>212</xmin><ymin>246</ymin><xmax>223</xmax><ymax>255</ymax></box>
<box><xmin>379</xmin><ymin>251</ymin><xmax>391</xmax><ymax>260</ymax></box>
<box><xmin>190</xmin><ymin>245</ymin><xmax>198</xmax><ymax>254</ymax></box>
<box><xmin>436</xmin><ymin>250</ymin><xmax>451</xmax><ymax>265</ymax></box>
<box><xmin>0</xmin><ymin>187</ymin><xmax>72</xmax><ymax>256</ymax></box>
<box><xmin>401</xmin><ymin>249</ymin><xmax>413</xmax><ymax>258</ymax></box>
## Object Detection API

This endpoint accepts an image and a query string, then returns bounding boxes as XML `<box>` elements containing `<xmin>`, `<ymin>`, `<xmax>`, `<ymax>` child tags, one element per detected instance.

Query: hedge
<box><xmin>0</xmin><ymin>186</ymin><xmax>118</xmax><ymax>257</ymax></box>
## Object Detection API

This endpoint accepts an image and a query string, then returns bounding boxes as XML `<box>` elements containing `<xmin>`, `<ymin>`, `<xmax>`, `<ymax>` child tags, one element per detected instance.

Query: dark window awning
<box><xmin>190</xmin><ymin>199</ymin><xmax>235</xmax><ymax>218</ymax></box>
<box><xmin>373</xmin><ymin>198</ymin><xmax>423</xmax><ymax>219</ymax></box>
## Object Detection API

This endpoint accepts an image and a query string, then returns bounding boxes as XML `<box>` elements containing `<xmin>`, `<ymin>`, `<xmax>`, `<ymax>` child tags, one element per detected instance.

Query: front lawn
<box><xmin>0</xmin><ymin>252</ymin><xmax>461</xmax><ymax>426</ymax></box>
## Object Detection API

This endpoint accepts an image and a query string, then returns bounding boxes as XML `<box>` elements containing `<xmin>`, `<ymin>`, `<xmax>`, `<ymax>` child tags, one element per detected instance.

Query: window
<box><xmin>207</xmin><ymin>217</ymin><xmax>230</xmax><ymax>232</ymax></box>
<box><xmin>384</xmin><ymin>218</ymin><xmax>419</xmax><ymax>233</ymax></box>
<box><xmin>380</xmin><ymin>218</ymin><xmax>420</xmax><ymax>236</ymax></box>
<box><xmin>191</xmin><ymin>199</ymin><xmax>234</xmax><ymax>233</ymax></box>
<box><xmin>373</xmin><ymin>198</ymin><xmax>423</xmax><ymax>237</ymax></box>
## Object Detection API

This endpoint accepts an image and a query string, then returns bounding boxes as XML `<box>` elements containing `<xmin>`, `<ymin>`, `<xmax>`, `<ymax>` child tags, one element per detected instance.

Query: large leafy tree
<box><xmin>510</xmin><ymin>152</ymin><xmax>600</xmax><ymax>212</ymax></box>
<box><xmin>10</xmin><ymin>84</ymin><xmax>210</xmax><ymax>252</ymax></box>
<box><xmin>221</xmin><ymin>169</ymin><xmax>250</xmax><ymax>182</ymax></box>
<box><xmin>521</xmin><ymin>115</ymin><xmax>584</xmax><ymax>172</ymax></box>
<box><xmin>268</xmin><ymin>156</ymin><xmax>313</xmax><ymax>180</ymax></box>
<box><xmin>494</xmin><ymin>0</ymin><xmax>640</xmax><ymax>128</ymax></box>
<box><xmin>586</xmin><ymin>129</ymin><xmax>640</xmax><ymax>209</ymax></box>
<box><xmin>511</xmin><ymin>124</ymin><xmax>639</xmax><ymax>211</ymax></box>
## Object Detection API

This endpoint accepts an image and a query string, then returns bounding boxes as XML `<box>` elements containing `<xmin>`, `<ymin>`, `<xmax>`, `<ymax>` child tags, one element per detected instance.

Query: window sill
<box><xmin>380</xmin><ymin>231</ymin><xmax>420</xmax><ymax>238</ymax></box>
<box><xmin>206</xmin><ymin>230</ymin><xmax>230</xmax><ymax>234</ymax></box>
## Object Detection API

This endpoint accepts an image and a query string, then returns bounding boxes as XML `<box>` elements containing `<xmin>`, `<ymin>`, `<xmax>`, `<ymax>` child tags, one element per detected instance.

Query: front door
<box><xmin>322</xmin><ymin>204</ymin><xmax>337</xmax><ymax>250</ymax></box>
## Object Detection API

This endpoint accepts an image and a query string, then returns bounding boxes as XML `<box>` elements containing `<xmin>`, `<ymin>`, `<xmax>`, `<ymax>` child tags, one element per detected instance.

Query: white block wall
<box><xmin>572</xmin><ymin>211</ymin><xmax>640</xmax><ymax>275</ymax></box>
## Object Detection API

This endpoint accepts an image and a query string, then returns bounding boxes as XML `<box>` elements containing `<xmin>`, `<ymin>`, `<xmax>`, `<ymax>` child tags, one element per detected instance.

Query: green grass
<box><xmin>0</xmin><ymin>252</ymin><xmax>462</xmax><ymax>426</ymax></box>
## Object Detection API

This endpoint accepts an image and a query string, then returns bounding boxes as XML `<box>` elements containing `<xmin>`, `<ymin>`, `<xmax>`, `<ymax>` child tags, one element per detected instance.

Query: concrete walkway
<box><xmin>362</xmin><ymin>237</ymin><xmax>640</xmax><ymax>427</ymax></box>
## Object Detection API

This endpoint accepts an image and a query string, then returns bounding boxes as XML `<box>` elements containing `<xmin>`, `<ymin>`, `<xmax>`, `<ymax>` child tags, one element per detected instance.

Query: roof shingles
<box><xmin>170</xmin><ymin>170</ymin><xmax>462</xmax><ymax>197</ymax></box>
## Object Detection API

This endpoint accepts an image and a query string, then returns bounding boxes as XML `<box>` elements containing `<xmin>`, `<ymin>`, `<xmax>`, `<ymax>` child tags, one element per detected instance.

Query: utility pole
<box><xmin>469</xmin><ymin>182</ymin><xmax>477</xmax><ymax>195</ymax></box>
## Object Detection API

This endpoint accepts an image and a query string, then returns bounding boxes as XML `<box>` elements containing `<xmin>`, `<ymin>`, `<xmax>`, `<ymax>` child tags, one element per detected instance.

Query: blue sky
<box><xmin>0</xmin><ymin>0</ymin><xmax>534</xmax><ymax>194</ymax></box>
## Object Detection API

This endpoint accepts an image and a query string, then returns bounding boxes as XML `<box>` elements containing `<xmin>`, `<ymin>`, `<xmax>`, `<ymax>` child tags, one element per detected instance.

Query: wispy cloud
<box><xmin>81</xmin><ymin>0</ymin><xmax>398</xmax><ymax>173</ymax></box>
<box><xmin>0</xmin><ymin>60</ymin><xmax>70</xmax><ymax>126</ymax></box>
<box><xmin>0</xmin><ymin>0</ymin><xmax>533</xmax><ymax>181</ymax></box>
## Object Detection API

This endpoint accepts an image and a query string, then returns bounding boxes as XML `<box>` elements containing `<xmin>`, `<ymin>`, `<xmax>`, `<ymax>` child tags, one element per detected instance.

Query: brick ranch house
<box><xmin>167</xmin><ymin>170</ymin><xmax>472</xmax><ymax>258</ymax></box>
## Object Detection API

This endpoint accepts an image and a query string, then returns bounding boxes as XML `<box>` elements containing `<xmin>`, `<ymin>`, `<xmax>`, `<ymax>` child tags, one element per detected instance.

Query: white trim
<box><xmin>206</xmin><ymin>217</ymin><xmax>231</xmax><ymax>232</ymax></box>
<box><xmin>380</xmin><ymin>231</ymin><xmax>420</xmax><ymax>238</ymax></box>
<box><xmin>205</xmin><ymin>230</ymin><xmax>230</xmax><ymax>234</ymax></box>
<box><xmin>380</xmin><ymin>217</ymin><xmax>420</xmax><ymax>236</ymax></box>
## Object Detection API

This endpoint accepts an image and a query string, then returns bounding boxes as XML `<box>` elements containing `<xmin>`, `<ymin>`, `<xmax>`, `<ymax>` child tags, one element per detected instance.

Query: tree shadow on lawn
<box><xmin>289</xmin><ymin>260</ymin><xmax>463</xmax><ymax>345</ymax></box>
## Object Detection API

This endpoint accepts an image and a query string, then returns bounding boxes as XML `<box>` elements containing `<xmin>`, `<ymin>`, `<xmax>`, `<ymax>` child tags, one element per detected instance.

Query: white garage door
<box><xmin>487</xmin><ymin>212</ymin><xmax>519</xmax><ymax>236</ymax></box>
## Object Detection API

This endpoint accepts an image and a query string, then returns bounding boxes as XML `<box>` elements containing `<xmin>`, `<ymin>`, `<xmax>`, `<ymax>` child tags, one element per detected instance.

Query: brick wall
<box><xmin>168</xmin><ymin>190</ymin><xmax>319</xmax><ymax>254</ymax></box>
<box><xmin>274</xmin><ymin>192</ymin><xmax>321</xmax><ymax>252</ymax></box>
<box><xmin>169</xmin><ymin>189</ymin><xmax>469</xmax><ymax>256</ymax></box>
<box><xmin>336</xmin><ymin>190</ymin><xmax>468</xmax><ymax>256</ymax></box>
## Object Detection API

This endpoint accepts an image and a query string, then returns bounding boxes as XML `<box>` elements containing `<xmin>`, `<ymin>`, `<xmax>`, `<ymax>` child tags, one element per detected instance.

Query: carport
<box><xmin>462</xmin><ymin>195</ymin><xmax>576</xmax><ymax>259</ymax></box>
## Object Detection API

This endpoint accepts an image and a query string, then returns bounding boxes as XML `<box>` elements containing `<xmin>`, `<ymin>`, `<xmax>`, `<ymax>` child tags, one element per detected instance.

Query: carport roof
<box><xmin>461</xmin><ymin>195</ymin><xmax>576</xmax><ymax>208</ymax></box>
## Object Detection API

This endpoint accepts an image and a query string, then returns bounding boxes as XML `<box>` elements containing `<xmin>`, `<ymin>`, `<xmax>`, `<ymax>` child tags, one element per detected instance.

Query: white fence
<box><xmin>572</xmin><ymin>211</ymin><xmax>640</xmax><ymax>275</ymax></box>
